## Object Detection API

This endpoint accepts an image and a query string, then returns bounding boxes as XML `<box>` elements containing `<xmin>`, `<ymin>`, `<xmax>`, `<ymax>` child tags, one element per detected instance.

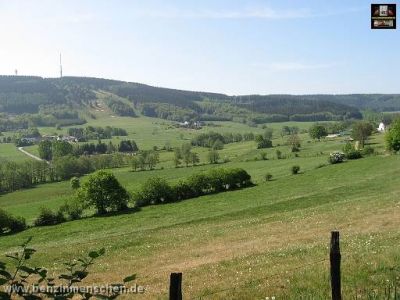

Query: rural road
<box><xmin>18</xmin><ymin>147</ymin><xmax>49</xmax><ymax>163</ymax></box>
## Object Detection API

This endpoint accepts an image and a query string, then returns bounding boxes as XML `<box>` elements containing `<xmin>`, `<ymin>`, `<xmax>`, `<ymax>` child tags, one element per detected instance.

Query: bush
<box><xmin>259</xmin><ymin>152</ymin><xmax>268</xmax><ymax>160</ymax></box>
<box><xmin>0</xmin><ymin>209</ymin><xmax>27</xmax><ymax>234</ymax></box>
<box><xmin>343</xmin><ymin>142</ymin><xmax>362</xmax><ymax>160</ymax></box>
<box><xmin>291</xmin><ymin>146</ymin><xmax>300</xmax><ymax>152</ymax></box>
<box><xmin>34</xmin><ymin>208</ymin><xmax>66</xmax><ymax>227</ymax></box>
<box><xmin>173</xmin><ymin>180</ymin><xmax>194</xmax><ymax>201</ymax></box>
<box><xmin>185</xmin><ymin>173</ymin><xmax>209</xmax><ymax>197</ymax></box>
<box><xmin>59</xmin><ymin>198</ymin><xmax>84</xmax><ymax>220</ymax></box>
<box><xmin>134</xmin><ymin>177</ymin><xmax>174</xmax><ymax>207</ymax></box>
<box><xmin>264</xmin><ymin>173</ymin><xmax>273</xmax><ymax>181</ymax></box>
<box><xmin>256</xmin><ymin>138</ymin><xmax>273</xmax><ymax>149</ymax></box>
<box><xmin>385</xmin><ymin>118</ymin><xmax>400</xmax><ymax>152</ymax></box>
<box><xmin>291</xmin><ymin>165</ymin><xmax>300</xmax><ymax>175</ymax></box>
<box><xmin>8</xmin><ymin>216</ymin><xmax>27</xmax><ymax>232</ymax></box>
<box><xmin>346</xmin><ymin>150</ymin><xmax>362</xmax><ymax>160</ymax></box>
<box><xmin>329</xmin><ymin>152</ymin><xmax>345</xmax><ymax>164</ymax></box>
<box><xmin>276</xmin><ymin>150</ymin><xmax>282</xmax><ymax>159</ymax></box>
<box><xmin>362</xmin><ymin>146</ymin><xmax>375</xmax><ymax>156</ymax></box>
<box><xmin>70</xmin><ymin>176</ymin><xmax>80</xmax><ymax>189</ymax></box>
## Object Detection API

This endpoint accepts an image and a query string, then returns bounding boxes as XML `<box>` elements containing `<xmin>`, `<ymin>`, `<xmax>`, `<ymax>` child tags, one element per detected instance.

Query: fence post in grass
<box><xmin>169</xmin><ymin>272</ymin><xmax>182</xmax><ymax>300</ymax></box>
<box><xmin>330</xmin><ymin>231</ymin><xmax>341</xmax><ymax>300</ymax></box>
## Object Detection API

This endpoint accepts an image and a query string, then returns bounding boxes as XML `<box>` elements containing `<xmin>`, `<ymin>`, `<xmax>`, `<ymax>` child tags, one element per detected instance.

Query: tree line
<box><xmin>191</xmin><ymin>131</ymin><xmax>255</xmax><ymax>149</ymax></box>
<box><xmin>67</xmin><ymin>125</ymin><xmax>128</xmax><ymax>141</ymax></box>
<box><xmin>38</xmin><ymin>139</ymin><xmax>138</xmax><ymax>160</ymax></box>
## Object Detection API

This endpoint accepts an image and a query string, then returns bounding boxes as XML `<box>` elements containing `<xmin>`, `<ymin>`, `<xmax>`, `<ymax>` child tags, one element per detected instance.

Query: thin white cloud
<box><xmin>135</xmin><ymin>6</ymin><xmax>365</xmax><ymax>20</ymax></box>
<box><xmin>253</xmin><ymin>62</ymin><xmax>338</xmax><ymax>71</ymax></box>
<box><xmin>138</xmin><ymin>7</ymin><xmax>311</xmax><ymax>19</ymax></box>
<box><xmin>141</xmin><ymin>7</ymin><xmax>312</xmax><ymax>20</ymax></box>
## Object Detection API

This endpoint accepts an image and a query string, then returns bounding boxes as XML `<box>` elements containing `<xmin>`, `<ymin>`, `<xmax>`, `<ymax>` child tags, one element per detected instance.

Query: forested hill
<box><xmin>0</xmin><ymin>75</ymin><xmax>399</xmax><ymax>124</ymax></box>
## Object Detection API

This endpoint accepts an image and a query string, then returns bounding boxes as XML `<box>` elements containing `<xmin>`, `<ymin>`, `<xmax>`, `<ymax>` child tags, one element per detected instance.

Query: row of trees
<box><xmin>134</xmin><ymin>168</ymin><xmax>253</xmax><ymax>207</ymax></box>
<box><xmin>67</xmin><ymin>126</ymin><xmax>128</xmax><ymax>141</ymax></box>
<box><xmin>3</xmin><ymin>167</ymin><xmax>252</xmax><ymax>235</ymax></box>
<box><xmin>191</xmin><ymin>131</ymin><xmax>255</xmax><ymax>149</ymax></box>
<box><xmin>38</xmin><ymin>140</ymin><xmax>139</xmax><ymax>160</ymax></box>
<box><xmin>131</xmin><ymin>150</ymin><xmax>160</xmax><ymax>171</ymax></box>
<box><xmin>0</xmin><ymin>153</ymin><xmax>130</xmax><ymax>194</ymax></box>
<box><xmin>174</xmin><ymin>144</ymin><xmax>199</xmax><ymax>167</ymax></box>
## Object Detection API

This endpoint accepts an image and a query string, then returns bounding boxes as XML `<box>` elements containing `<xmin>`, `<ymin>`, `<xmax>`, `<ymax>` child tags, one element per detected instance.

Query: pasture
<box><xmin>0</xmin><ymin>118</ymin><xmax>398</xmax><ymax>298</ymax></box>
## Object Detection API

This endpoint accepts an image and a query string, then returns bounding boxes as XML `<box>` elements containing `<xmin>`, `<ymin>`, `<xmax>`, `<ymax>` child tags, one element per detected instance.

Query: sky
<box><xmin>0</xmin><ymin>0</ymin><xmax>399</xmax><ymax>95</ymax></box>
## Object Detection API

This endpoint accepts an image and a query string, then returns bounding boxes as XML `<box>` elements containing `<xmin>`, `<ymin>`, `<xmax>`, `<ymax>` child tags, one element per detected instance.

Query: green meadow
<box><xmin>0</xmin><ymin>115</ymin><xmax>398</xmax><ymax>299</ymax></box>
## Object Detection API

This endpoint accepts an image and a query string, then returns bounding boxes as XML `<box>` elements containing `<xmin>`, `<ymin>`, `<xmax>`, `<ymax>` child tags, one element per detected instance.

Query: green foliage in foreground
<box><xmin>0</xmin><ymin>237</ymin><xmax>137</xmax><ymax>299</ymax></box>
<box><xmin>386</xmin><ymin>118</ymin><xmax>400</xmax><ymax>152</ymax></box>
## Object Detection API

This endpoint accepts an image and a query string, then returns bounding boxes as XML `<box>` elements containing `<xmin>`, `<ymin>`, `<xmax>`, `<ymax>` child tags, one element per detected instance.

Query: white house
<box><xmin>378</xmin><ymin>122</ymin><xmax>386</xmax><ymax>132</ymax></box>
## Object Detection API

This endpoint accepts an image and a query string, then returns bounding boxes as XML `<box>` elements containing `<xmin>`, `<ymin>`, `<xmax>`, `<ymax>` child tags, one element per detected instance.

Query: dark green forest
<box><xmin>1</xmin><ymin>75</ymin><xmax>399</xmax><ymax>127</ymax></box>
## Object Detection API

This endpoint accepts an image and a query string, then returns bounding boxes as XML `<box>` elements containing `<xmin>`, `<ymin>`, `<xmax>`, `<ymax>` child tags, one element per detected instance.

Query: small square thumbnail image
<box><xmin>372</xmin><ymin>4</ymin><xmax>395</xmax><ymax>17</ymax></box>
<box><xmin>373</xmin><ymin>19</ymin><xmax>394</xmax><ymax>28</ymax></box>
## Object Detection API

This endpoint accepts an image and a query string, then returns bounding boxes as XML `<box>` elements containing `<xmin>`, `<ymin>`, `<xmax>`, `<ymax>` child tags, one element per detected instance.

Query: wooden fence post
<box><xmin>169</xmin><ymin>272</ymin><xmax>182</xmax><ymax>300</ymax></box>
<box><xmin>330</xmin><ymin>231</ymin><xmax>341</xmax><ymax>300</ymax></box>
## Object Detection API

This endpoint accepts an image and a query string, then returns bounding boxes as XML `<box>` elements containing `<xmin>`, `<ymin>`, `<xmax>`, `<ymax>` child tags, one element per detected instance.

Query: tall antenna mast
<box><xmin>59</xmin><ymin>53</ymin><xmax>63</xmax><ymax>78</ymax></box>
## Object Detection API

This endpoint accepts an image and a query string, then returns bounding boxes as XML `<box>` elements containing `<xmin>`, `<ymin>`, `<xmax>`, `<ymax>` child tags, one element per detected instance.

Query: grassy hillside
<box><xmin>0</xmin><ymin>131</ymin><xmax>398</xmax><ymax>299</ymax></box>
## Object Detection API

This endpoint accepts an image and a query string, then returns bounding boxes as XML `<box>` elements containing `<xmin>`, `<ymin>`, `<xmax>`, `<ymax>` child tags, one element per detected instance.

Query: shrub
<box><xmin>134</xmin><ymin>177</ymin><xmax>174</xmax><ymax>207</ymax></box>
<box><xmin>291</xmin><ymin>165</ymin><xmax>300</xmax><ymax>175</ymax></box>
<box><xmin>291</xmin><ymin>146</ymin><xmax>300</xmax><ymax>152</ymax></box>
<box><xmin>346</xmin><ymin>150</ymin><xmax>362</xmax><ymax>160</ymax></box>
<box><xmin>256</xmin><ymin>137</ymin><xmax>273</xmax><ymax>149</ymax></box>
<box><xmin>329</xmin><ymin>152</ymin><xmax>345</xmax><ymax>164</ymax></box>
<box><xmin>0</xmin><ymin>209</ymin><xmax>27</xmax><ymax>234</ymax></box>
<box><xmin>276</xmin><ymin>150</ymin><xmax>282</xmax><ymax>159</ymax></box>
<box><xmin>259</xmin><ymin>152</ymin><xmax>268</xmax><ymax>160</ymax></box>
<box><xmin>70</xmin><ymin>176</ymin><xmax>80</xmax><ymax>189</ymax></box>
<box><xmin>362</xmin><ymin>146</ymin><xmax>375</xmax><ymax>156</ymax></box>
<box><xmin>385</xmin><ymin>118</ymin><xmax>400</xmax><ymax>152</ymax></box>
<box><xmin>8</xmin><ymin>216</ymin><xmax>27</xmax><ymax>232</ymax></box>
<box><xmin>78</xmin><ymin>170</ymin><xmax>130</xmax><ymax>214</ymax></box>
<box><xmin>185</xmin><ymin>173</ymin><xmax>209</xmax><ymax>197</ymax></box>
<box><xmin>264</xmin><ymin>173</ymin><xmax>273</xmax><ymax>181</ymax></box>
<box><xmin>34</xmin><ymin>208</ymin><xmax>66</xmax><ymax>227</ymax></box>
<box><xmin>173</xmin><ymin>180</ymin><xmax>194</xmax><ymax>201</ymax></box>
<box><xmin>233</xmin><ymin>168</ymin><xmax>253</xmax><ymax>187</ymax></box>
<box><xmin>207</xmin><ymin>149</ymin><xmax>220</xmax><ymax>164</ymax></box>
<box><xmin>343</xmin><ymin>142</ymin><xmax>362</xmax><ymax>160</ymax></box>
<box><xmin>207</xmin><ymin>169</ymin><xmax>227</xmax><ymax>192</ymax></box>
<box><xmin>59</xmin><ymin>198</ymin><xmax>84</xmax><ymax>220</ymax></box>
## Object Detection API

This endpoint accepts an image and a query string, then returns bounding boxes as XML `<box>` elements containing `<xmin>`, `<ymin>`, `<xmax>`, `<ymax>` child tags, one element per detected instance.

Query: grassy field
<box><xmin>0</xmin><ymin>143</ymin><xmax>35</xmax><ymax>162</ymax></box>
<box><xmin>0</xmin><ymin>119</ymin><xmax>398</xmax><ymax>299</ymax></box>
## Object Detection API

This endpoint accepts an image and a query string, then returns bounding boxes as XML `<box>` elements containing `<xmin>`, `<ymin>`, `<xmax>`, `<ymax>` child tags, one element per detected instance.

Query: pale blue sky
<box><xmin>0</xmin><ymin>0</ymin><xmax>399</xmax><ymax>94</ymax></box>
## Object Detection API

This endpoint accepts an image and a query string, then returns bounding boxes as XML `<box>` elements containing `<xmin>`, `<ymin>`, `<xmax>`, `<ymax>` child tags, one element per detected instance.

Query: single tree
<box><xmin>38</xmin><ymin>140</ymin><xmax>53</xmax><ymax>160</ymax></box>
<box><xmin>309</xmin><ymin>124</ymin><xmax>327</xmax><ymax>141</ymax></box>
<box><xmin>78</xmin><ymin>170</ymin><xmax>129</xmax><ymax>214</ymax></box>
<box><xmin>208</xmin><ymin>149</ymin><xmax>220</xmax><ymax>164</ymax></box>
<box><xmin>351</xmin><ymin>121</ymin><xmax>374</xmax><ymax>148</ymax></box>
